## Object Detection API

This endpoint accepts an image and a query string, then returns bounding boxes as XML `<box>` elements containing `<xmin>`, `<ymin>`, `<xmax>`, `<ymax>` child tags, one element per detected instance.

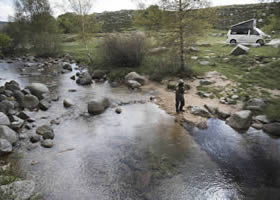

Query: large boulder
<box><xmin>91</xmin><ymin>70</ymin><xmax>107</xmax><ymax>79</ymax></box>
<box><xmin>230</xmin><ymin>44</ymin><xmax>250</xmax><ymax>56</ymax></box>
<box><xmin>191</xmin><ymin>106</ymin><xmax>211</xmax><ymax>118</ymax></box>
<box><xmin>22</xmin><ymin>95</ymin><xmax>39</xmax><ymax>110</ymax></box>
<box><xmin>36</xmin><ymin>125</ymin><xmax>54</xmax><ymax>140</ymax></box>
<box><xmin>26</xmin><ymin>83</ymin><xmax>49</xmax><ymax>100</ymax></box>
<box><xmin>226</xmin><ymin>110</ymin><xmax>253</xmax><ymax>131</ymax></box>
<box><xmin>76</xmin><ymin>72</ymin><xmax>93</xmax><ymax>85</ymax></box>
<box><xmin>125</xmin><ymin>72</ymin><xmax>147</xmax><ymax>85</ymax></box>
<box><xmin>245</xmin><ymin>98</ymin><xmax>266</xmax><ymax>112</ymax></box>
<box><xmin>263</xmin><ymin>123</ymin><xmax>280</xmax><ymax>136</ymax></box>
<box><xmin>88</xmin><ymin>98</ymin><xmax>110</xmax><ymax>115</ymax></box>
<box><xmin>0</xmin><ymin>180</ymin><xmax>35</xmax><ymax>200</ymax></box>
<box><xmin>4</xmin><ymin>80</ymin><xmax>20</xmax><ymax>92</ymax></box>
<box><xmin>63</xmin><ymin>63</ymin><xmax>72</xmax><ymax>71</ymax></box>
<box><xmin>0</xmin><ymin>139</ymin><xmax>12</xmax><ymax>155</ymax></box>
<box><xmin>126</xmin><ymin>80</ymin><xmax>141</xmax><ymax>89</ymax></box>
<box><xmin>0</xmin><ymin>100</ymin><xmax>14</xmax><ymax>114</ymax></box>
<box><xmin>0</xmin><ymin>125</ymin><xmax>18</xmax><ymax>145</ymax></box>
<box><xmin>0</xmin><ymin>112</ymin><xmax>10</xmax><ymax>126</ymax></box>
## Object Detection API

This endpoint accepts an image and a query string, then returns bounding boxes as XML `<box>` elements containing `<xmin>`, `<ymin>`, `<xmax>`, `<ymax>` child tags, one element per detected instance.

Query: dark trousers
<box><xmin>176</xmin><ymin>95</ymin><xmax>185</xmax><ymax>112</ymax></box>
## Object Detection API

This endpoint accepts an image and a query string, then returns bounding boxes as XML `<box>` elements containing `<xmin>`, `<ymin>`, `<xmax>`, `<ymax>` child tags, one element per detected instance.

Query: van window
<box><xmin>231</xmin><ymin>29</ymin><xmax>249</xmax><ymax>35</ymax></box>
<box><xmin>251</xmin><ymin>29</ymin><xmax>260</xmax><ymax>35</ymax></box>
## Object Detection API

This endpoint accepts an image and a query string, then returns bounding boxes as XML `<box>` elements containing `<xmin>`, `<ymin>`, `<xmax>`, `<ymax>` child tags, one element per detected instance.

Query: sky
<box><xmin>0</xmin><ymin>0</ymin><xmax>260</xmax><ymax>21</ymax></box>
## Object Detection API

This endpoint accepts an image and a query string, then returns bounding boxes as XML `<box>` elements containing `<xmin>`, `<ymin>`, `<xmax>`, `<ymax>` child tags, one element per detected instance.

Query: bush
<box><xmin>31</xmin><ymin>33</ymin><xmax>62</xmax><ymax>57</ymax></box>
<box><xmin>101</xmin><ymin>32</ymin><xmax>146</xmax><ymax>68</ymax></box>
<box><xmin>0</xmin><ymin>33</ymin><xmax>13</xmax><ymax>55</ymax></box>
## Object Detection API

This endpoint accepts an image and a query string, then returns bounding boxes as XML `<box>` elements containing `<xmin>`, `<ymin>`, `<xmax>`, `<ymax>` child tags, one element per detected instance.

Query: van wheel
<box><xmin>257</xmin><ymin>39</ymin><xmax>264</xmax><ymax>46</ymax></box>
<box><xmin>230</xmin><ymin>39</ymin><xmax>237</xmax><ymax>45</ymax></box>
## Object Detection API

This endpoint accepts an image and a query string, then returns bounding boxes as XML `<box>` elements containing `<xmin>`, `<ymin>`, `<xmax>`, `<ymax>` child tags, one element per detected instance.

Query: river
<box><xmin>0</xmin><ymin>59</ymin><xmax>280</xmax><ymax>200</ymax></box>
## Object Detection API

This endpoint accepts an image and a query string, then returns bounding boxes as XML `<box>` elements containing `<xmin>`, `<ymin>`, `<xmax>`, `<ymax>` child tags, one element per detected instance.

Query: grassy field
<box><xmin>61</xmin><ymin>31</ymin><xmax>280</xmax><ymax>120</ymax></box>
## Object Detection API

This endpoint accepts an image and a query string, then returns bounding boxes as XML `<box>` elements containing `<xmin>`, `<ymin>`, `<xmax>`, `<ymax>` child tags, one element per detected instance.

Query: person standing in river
<box><xmin>175</xmin><ymin>79</ymin><xmax>185</xmax><ymax>113</ymax></box>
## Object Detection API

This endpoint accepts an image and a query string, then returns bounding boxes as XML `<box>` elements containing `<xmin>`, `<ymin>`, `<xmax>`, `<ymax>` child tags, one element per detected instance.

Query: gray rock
<box><xmin>191</xmin><ymin>106</ymin><xmax>211</xmax><ymax>118</ymax></box>
<box><xmin>230</xmin><ymin>44</ymin><xmax>250</xmax><ymax>56</ymax></box>
<box><xmin>88</xmin><ymin>98</ymin><xmax>110</xmax><ymax>115</ymax></box>
<box><xmin>0</xmin><ymin>180</ymin><xmax>35</xmax><ymax>200</ymax></box>
<box><xmin>4</xmin><ymin>80</ymin><xmax>20</xmax><ymax>92</ymax></box>
<box><xmin>41</xmin><ymin>139</ymin><xmax>54</xmax><ymax>148</ymax></box>
<box><xmin>70</xmin><ymin>75</ymin><xmax>76</xmax><ymax>80</ymax></box>
<box><xmin>226</xmin><ymin>110</ymin><xmax>252</xmax><ymax>131</ymax></box>
<box><xmin>63</xmin><ymin>99</ymin><xmax>73</xmax><ymax>108</ymax></box>
<box><xmin>252</xmin><ymin>123</ymin><xmax>263</xmax><ymax>130</ymax></box>
<box><xmin>255</xmin><ymin>115</ymin><xmax>270</xmax><ymax>124</ymax></box>
<box><xmin>13</xmin><ymin>90</ymin><xmax>24</xmax><ymax>106</ymax></box>
<box><xmin>0</xmin><ymin>139</ymin><xmax>12</xmax><ymax>155</ymax></box>
<box><xmin>36</xmin><ymin>125</ymin><xmax>54</xmax><ymax>140</ymax></box>
<box><xmin>30</xmin><ymin>135</ymin><xmax>41</xmax><ymax>143</ymax></box>
<box><xmin>204</xmin><ymin>105</ymin><xmax>217</xmax><ymax>115</ymax></box>
<box><xmin>0</xmin><ymin>94</ymin><xmax>7</xmax><ymax>102</ymax></box>
<box><xmin>26</xmin><ymin>83</ymin><xmax>49</xmax><ymax>100</ymax></box>
<box><xmin>125</xmin><ymin>72</ymin><xmax>147</xmax><ymax>85</ymax></box>
<box><xmin>76</xmin><ymin>72</ymin><xmax>93</xmax><ymax>85</ymax></box>
<box><xmin>167</xmin><ymin>81</ymin><xmax>177</xmax><ymax>90</ymax></box>
<box><xmin>63</xmin><ymin>63</ymin><xmax>72</xmax><ymax>71</ymax></box>
<box><xmin>199</xmin><ymin>61</ymin><xmax>210</xmax><ymax>66</ymax></box>
<box><xmin>246</xmin><ymin>98</ymin><xmax>266</xmax><ymax>111</ymax></box>
<box><xmin>10</xmin><ymin>116</ymin><xmax>25</xmax><ymax>130</ymax></box>
<box><xmin>115</xmin><ymin>107</ymin><xmax>122</xmax><ymax>114</ymax></box>
<box><xmin>126</xmin><ymin>80</ymin><xmax>141</xmax><ymax>89</ymax></box>
<box><xmin>0</xmin><ymin>112</ymin><xmax>10</xmax><ymax>126</ymax></box>
<box><xmin>263</xmin><ymin>123</ymin><xmax>280</xmax><ymax>136</ymax></box>
<box><xmin>91</xmin><ymin>70</ymin><xmax>107</xmax><ymax>79</ymax></box>
<box><xmin>23</xmin><ymin>95</ymin><xmax>39</xmax><ymax>110</ymax></box>
<box><xmin>17</xmin><ymin>111</ymin><xmax>31</xmax><ymax>120</ymax></box>
<box><xmin>200</xmin><ymin>80</ymin><xmax>214</xmax><ymax>86</ymax></box>
<box><xmin>0</xmin><ymin>125</ymin><xmax>18</xmax><ymax>145</ymax></box>
<box><xmin>0</xmin><ymin>100</ymin><xmax>14</xmax><ymax>114</ymax></box>
<box><xmin>216</xmin><ymin>109</ymin><xmax>231</xmax><ymax>120</ymax></box>
<box><xmin>39</xmin><ymin>100</ymin><xmax>50</xmax><ymax>111</ymax></box>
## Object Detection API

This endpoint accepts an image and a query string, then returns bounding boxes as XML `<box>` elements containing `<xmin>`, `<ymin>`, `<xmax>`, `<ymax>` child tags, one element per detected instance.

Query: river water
<box><xmin>0</xmin><ymin>60</ymin><xmax>280</xmax><ymax>200</ymax></box>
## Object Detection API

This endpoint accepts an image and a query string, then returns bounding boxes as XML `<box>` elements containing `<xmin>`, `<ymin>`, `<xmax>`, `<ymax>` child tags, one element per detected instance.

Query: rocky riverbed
<box><xmin>0</xmin><ymin>57</ymin><xmax>280</xmax><ymax>200</ymax></box>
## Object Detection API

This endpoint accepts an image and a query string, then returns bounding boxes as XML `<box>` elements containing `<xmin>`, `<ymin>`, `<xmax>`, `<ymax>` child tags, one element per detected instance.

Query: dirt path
<box><xmin>143</xmin><ymin>71</ymin><xmax>243</xmax><ymax>125</ymax></box>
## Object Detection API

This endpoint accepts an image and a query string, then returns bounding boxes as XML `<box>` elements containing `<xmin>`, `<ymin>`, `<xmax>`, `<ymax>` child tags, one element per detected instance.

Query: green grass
<box><xmin>264</xmin><ymin>98</ymin><xmax>280</xmax><ymax>121</ymax></box>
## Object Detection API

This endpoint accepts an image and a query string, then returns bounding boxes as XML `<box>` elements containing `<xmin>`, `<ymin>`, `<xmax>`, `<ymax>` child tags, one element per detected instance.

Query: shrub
<box><xmin>0</xmin><ymin>33</ymin><xmax>13</xmax><ymax>55</ymax></box>
<box><xmin>101</xmin><ymin>32</ymin><xmax>146</xmax><ymax>68</ymax></box>
<box><xmin>31</xmin><ymin>32</ymin><xmax>62</xmax><ymax>57</ymax></box>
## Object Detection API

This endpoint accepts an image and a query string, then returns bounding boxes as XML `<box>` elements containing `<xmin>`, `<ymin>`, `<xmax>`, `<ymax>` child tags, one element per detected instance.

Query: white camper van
<box><xmin>226</xmin><ymin>19</ymin><xmax>270</xmax><ymax>46</ymax></box>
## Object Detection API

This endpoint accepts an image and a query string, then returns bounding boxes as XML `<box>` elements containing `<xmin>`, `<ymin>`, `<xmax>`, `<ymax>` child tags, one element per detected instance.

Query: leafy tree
<box><xmin>57</xmin><ymin>13</ymin><xmax>81</xmax><ymax>33</ymax></box>
<box><xmin>5</xmin><ymin>0</ymin><xmax>61</xmax><ymax>56</ymax></box>
<box><xmin>134</xmin><ymin>5</ymin><xmax>165</xmax><ymax>30</ymax></box>
<box><xmin>0</xmin><ymin>33</ymin><xmax>13</xmax><ymax>55</ymax></box>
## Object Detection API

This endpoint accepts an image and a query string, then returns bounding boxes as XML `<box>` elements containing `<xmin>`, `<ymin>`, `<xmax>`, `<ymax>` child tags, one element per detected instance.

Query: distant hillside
<box><xmin>92</xmin><ymin>2</ymin><xmax>279</xmax><ymax>32</ymax></box>
<box><xmin>0</xmin><ymin>21</ymin><xmax>8</xmax><ymax>31</ymax></box>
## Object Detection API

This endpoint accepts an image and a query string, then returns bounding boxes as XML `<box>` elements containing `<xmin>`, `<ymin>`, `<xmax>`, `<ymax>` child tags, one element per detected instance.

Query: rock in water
<box><xmin>23</xmin><ymin>95</ymin><xmax>39</xmax><ymax>110</ymax></box>
<box><xmin>0</xmin><ymin>139</ymin><xmax>12</xmax><ymax>155</ymax></box>
<box><xmin>230</xmin><ymin>44</ymin><xmax>250</xmax><ymax>56</ymax></box>
<box><xmin>91</xmin><ymin>70</ymin><xmax>107</xmax><ymax>80</ymax></box>
<box><xmin>30</xmin><ymin>135</ymin><xmax>41</xmax><ymax>143</ymax></box>
<box><xmin>125</xmin><ymin>72</ymin><xmax>147</xmax><ymax>85</ymax></box>
<box><xmin>88</xmin><ymin>98</ymin><xmax>110</xmax><ymax>115</ymax></box>
<box><xmin>26</xmin><ymin>83</ymin><xmax>49</xmax><ymax>100</ymax></box>
<box><xmin>0</xmin><ymin>125</ymin><xmax>18</xmax><ymax>145</ymax></box>
<box><xmin>41</xmin><ymin>139</ymin><xmax>54</xmax><ymax>148</ymax></box>
<box><xmin>36</xmin><ymin>125</ymin><xmax>54</xmax><ymax>140</ymax></box>
<box><xmin>263</xmin><ymin>123</ymin><xmax>280</xmax><ymax>136</ymax></box>
<box><xmin>63</xmin><ymin>63</ymin><xmax>72</xmax><ymax>71</ymax></box>
<box><xmin>126</xmin><ymin>80</ymin><xmax>141</xmax><ymax>89</ymax></box>
<box><xmin>0</xmin><ymin>180</ymin><xmax>35</xmax><ymax>200</ymax></box>
<box><xmin>0</xmin><ymin>112</ymin><xmax>10</xmax><ymax>126</ymax></box>
<box><xmin>39</xmin><ymin>100</ymin><xmax>51</xmax><ymax>111</ymax></box>
<box><xmin>226</xmin><ymin>110</ymin><xmax>252</xmax><ymax>131</ymax></box>
<box><xmin>63</xmin><ymin>99</ymin><xmax>73</xmax><ymax>108</ymax></box>
<box><xmin>76</xmin><ymin>72</ymin><xmax>93</xmax><ymax>85</ymax></box>
<box><xmin>115</xmin><ymin>107</ymin><xmax>122</xmax><ymax>114</ymax></box>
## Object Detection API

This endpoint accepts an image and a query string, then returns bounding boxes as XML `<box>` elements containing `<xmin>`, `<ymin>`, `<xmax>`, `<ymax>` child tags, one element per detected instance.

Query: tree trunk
<box><xmin>179</xmin><ymin>0</ymin><xmax>185</xmax><ymax>72</ymax></box>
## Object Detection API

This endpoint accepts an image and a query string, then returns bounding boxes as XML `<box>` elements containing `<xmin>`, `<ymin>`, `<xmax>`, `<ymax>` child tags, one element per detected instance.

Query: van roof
<box><xmin>231</xmin><ymin>19</ymin><xmax>256</xmax><ymax>29</ymax></box>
